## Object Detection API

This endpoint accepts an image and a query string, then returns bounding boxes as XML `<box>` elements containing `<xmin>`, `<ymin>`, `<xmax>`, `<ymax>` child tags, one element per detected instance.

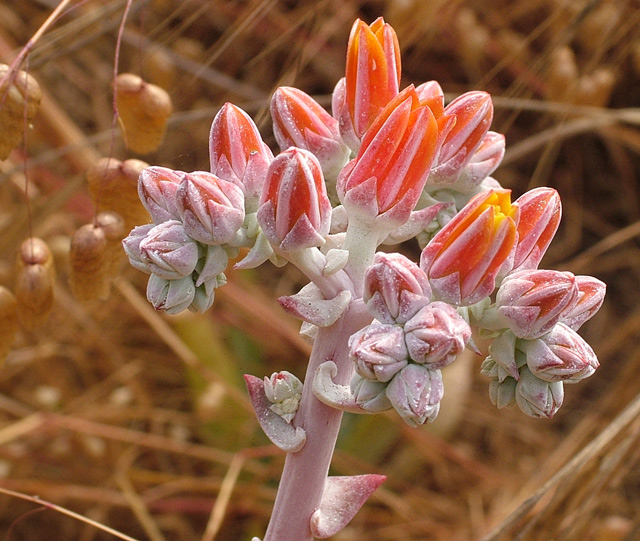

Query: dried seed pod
<box><xmin>86</xmin><ymin>157</ymin><xmax>149</xmax><ymax>231</ymax></box>
<box><xmin>545</xmin><ymin>47</ymin><xmax>578</xmax><ymax>102</ymax></box>
<box><xmin>95</xmin><ymin>211</ymin><xmax>126</xmax><ymax>280</ymax></box>
<box><xmin>574</xmin><ymin>68</ymin><xmax>616</xmax><ymax>108</ymax></box>
<box><xmin>144</xmin><ymin>46</ymin><xmax>177</xmax><ymax>90</ymax></box>
<box><xmin>15</xmin><ymin>238</ymin><xmax>55</xmax><ymax>331</ymax></box>
<box><xmin>0</xmin><ymin>64</ymin><xmax>42</xmax><ymax>160</ymax></box>
<box><xmin>69</xmin><ymin>224</ymin><xmax>109</xmax><ymax>301</ymax></box>
<box><xmin>0</xmin><ymin>286</ymin><xmax>18</xmax><ymax>364</ymax></box>
<box><xmin>115</xmin><ymin>73</ymin><xmax>172</xmax><ymax>154</ymax></box>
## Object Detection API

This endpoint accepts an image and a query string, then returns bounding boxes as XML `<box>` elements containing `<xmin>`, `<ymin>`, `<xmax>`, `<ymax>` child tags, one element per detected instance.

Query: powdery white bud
<box><xmin>495</xmin><ymin>269</ymin><xmax>579</xmax><ymax>339</ymax></box>
<box><xmin>515</xmin><ymin>366</ymin><xmax>564</xmax><ymax>419</ymax></box>
<box><xmin>123</xmin><ymin>224</ymin><xmax>154</xmax><ymax>274</ymax></box>
<box><xmin>138</xmin><ymin>220</ymin><xmax>199</xmax><ymax>280</ymax></box>
<box><xmin>264</xmin><ymin>371</ymin><xmax>304</xmax><ymax>423</ymax></box>
<box><xmin>386</xmin><ymin>364</ymin><xmax>443</xmax><ymax>426</ymax></box>
<box><xmin>177</xmin><ymin>171</ymin><xmax>245</xmax><ymax>246</ymax></box>
<box><xmin>138</xmin><ymin>166</ymin><xmax>183</xmax><ymax>224</ymax></box>
<box><xmin>488</xmin><ymin>376</ymin><xmax>517</xmax><ymax>409</ymax></box>
<box><xmin>523</xmin><ymin>322</ymin><xmax>599</xmax><ymax>383</ymax></box>
<box><xmin>349</xmin><ymin>323</ymin><xmax>408</xmax><ymax>383</ymax></box>
<box><xmin>457</xmin><ymin>131</ymin><xmax>505</xmax><ymax>191</ymax></box>
<box><xmin>403</xmin><ymin>302</ymin><xmax>471</xmax><ymax>369</ymax></box>
<box><xmin>363</xmin><ymin>252</ymin><xmax>431</xmax><ymax>324</ymax></box>
<box><xmin>349</xmin><ymin>373</ymin><xmax>392</xmax><ymax>412</ymax></box>
<box><xmin>146</xmin><ymin>274</ymin><xmax>195</xmax><ymax>314</ymax></box>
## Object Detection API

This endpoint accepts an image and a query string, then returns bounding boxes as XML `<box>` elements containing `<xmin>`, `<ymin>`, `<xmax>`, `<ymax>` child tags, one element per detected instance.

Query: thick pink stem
<box><xmin>263</xmin><ymin>302</ymin><xmax>370</xmax><ymax>541</ymax></box>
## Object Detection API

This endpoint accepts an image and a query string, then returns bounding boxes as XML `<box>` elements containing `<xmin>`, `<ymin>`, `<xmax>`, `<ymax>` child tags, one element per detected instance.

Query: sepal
<box><xmin>244</xmin><ymin>375</ymin><xmax>306</xmax><ymax>452</ymax></box>
<box><xmin>310</xmin><ymin>474</ymin><xmax>387</xmax><ymax>538</ymax></box>
<box><xmin>278</xmin><ymin>284</ymin><xmax>351</xmax><ymax>327</ymax></box>
<box><xmin>312</xmin><ymin>361</ymin><xmax>390</xmax><ymax>414</ymax></box>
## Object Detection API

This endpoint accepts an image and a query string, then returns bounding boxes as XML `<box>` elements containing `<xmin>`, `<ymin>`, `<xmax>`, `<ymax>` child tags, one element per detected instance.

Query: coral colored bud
<box><xmin>420</xmin><ymin>189</ymin><xmax>518</xmax><ymax>306</ymax></box>
<box><xmin>176</xmin><ymin>171</ymin><xmax>245</xmax><ymax>245</ymax></box>
<box><xmin>209</xmin><ymin>103</ymin><xmax>273</xmax><ymax>212</ymax></box>
<box><xmin>512</xmin><ymin>187</ymin><xmax>561</xmax><ymax>271</ymax></box>
<box><xmin>138</xmin><ymin>166</ymin><xmax>183</xmax><ymax>223</ymax></box>
<box><xmin>560</xmin><ymin>275</ymin><xmax>606</xmax><ymax>331</ymax></box>
<box><xmin>428</xmin><ymin>91</ymin><xmax>494</xmax><ymax>186</ymax></box>
<box><xmin>257</xmin><ymin>147</ymin><xmax>332</xmax><ymax>252</ymax></box>
<box><xmin>515</xmin><ymin>366</ymin><xmax>564</xmax><ymax>418</ymax></box>
<box><xmin>386</xmin><ymin>364</ymin><xmax>443</xmax><ymax>426</ymax></box>
<box><xmin>523</xmin><ymin>322</ymin><xmax>599</xmax><ymax>383</ymax></box>
<box><xmin>458</xmin><ymin>131</ymin><xmax>505</xmax><ymax>191</ymax></box>
<box><xmin>404</xmin><ymin>302</ymin><xmax>471</xmax><ymax>369</ymax></box>
<box><xmin>337</xmin><ymin>86</ymin><xmax>440</xmax><ymax>228</ymax></box>
<box><xmin>349</xmin><ymin>323</ymin><xmax>408</xmax><ymax>383</ymax></box>
<box><xmin>415</xmin><ymin>81</ymin><xmax>445</xmax><ymax>118</ymax></box>
<box><xmin>271</xmin><ymin>87</ymin><xmax>350</xmax><ymax>180</ymax></box>
<box><xmin>363</xmin><ymin>252</ymin><xmax>431</xmax><ymax>324</ymax></box>
<box><xmin>343</xmin><ymin>17</ymin><xmax>401</xmax><ymax>142</ymax></box>
<box><xmin>496</xmin><ymin>269</ymin><xmax>579</xmax><ymax>339</ymax></box>
<box><xmin>146</xmin><ymin>274</ymin><xmax>195</xmax><ymax>314</ymax></box>
<box><xmin>264</xmin><ymin>371</ymin><xmax>304</xmax><ymax>423</ymax></box>
<box><xmin>138</xmin><ymin>220</ymin><xmax>199</xmax><ymax>280</ymax></box>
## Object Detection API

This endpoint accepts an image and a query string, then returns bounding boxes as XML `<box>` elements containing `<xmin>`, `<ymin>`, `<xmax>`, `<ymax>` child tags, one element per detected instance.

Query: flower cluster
<box><xmin>123</xmin><ymin>17</ymin><xmax>605</xmax><ymax>425</ymax></box>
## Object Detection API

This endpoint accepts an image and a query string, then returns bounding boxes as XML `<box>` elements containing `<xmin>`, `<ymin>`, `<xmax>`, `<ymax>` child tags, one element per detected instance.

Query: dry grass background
<box><xmin>0</xmin><ymin>0</ymin><xmax>639</xmax><ymax>539</ymax></box>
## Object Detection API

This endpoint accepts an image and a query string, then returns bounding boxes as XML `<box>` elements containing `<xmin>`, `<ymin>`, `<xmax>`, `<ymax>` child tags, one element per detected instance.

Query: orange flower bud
<box><xmin>337</xmin><ymin>86</ymin><xmax>441</xmax><ymax>228</ymax></box>
<box><xmin>420</xmin><ymin>189</ymin><xmax>518</xmax><ymax>306</ymax></box>
<box><xmin>342</xmin><ymin>18</ymin><xmax>401</xmax><ymax>145</ymax></box>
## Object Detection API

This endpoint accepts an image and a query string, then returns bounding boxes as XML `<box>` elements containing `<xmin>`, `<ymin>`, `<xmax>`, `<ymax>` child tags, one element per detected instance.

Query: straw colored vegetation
<box><xmin>0</xmin><ymin>0</ymin><xmax>638</xmax><ymax>539</ymax></box>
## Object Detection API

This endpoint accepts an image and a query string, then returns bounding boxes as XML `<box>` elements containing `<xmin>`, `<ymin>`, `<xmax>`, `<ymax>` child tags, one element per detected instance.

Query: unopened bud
<box><xmin>349</xmin><ymin>323</ymin><xmax>408</xmax><ymax>383</ymax></box>
<box><xmin>403</xmin><ymin>302</ymin><xmax>471</xmax><ymax>369</ymax></box>
<box><xmin>386</xmin><ymin>364</ymin><xmax>443</xmax><ymax>426</ymax></box>
<box><xmin>515</xmin><ymin>366</ymin><xmax>564</xmax><ymax>419</ymax></box>
<box><xmin>523</xmin><ymin>322</ymin><xmax>599</xmax><ymax>383</ymax></box>
<box><xmin>264</xmin><ymin>371</ymin><xmax>303</xmax><ymax>423</ymax></box>
<box><xmin>146</xmin><ymin>274</ymin><xmax>195</xmax><ymax>314</ymax></box>
<box><xmin>363</xmin><ymin>252</ymin><xmax>431</xmax><ymax>324</ymax></box>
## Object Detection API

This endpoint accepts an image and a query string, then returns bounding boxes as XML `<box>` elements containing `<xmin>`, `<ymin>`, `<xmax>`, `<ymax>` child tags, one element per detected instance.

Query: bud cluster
<box><xmin>347</xmin><ymin>253</ymin><xmax>471</xmax><ymax>426</ymax></box>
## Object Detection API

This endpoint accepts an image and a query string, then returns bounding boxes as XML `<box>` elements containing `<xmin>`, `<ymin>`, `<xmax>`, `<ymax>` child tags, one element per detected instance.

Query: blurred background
<box><xmin>0</xmin><ymin>0</ymin><xmax>639</xmax><ymax>539</ymax></box>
